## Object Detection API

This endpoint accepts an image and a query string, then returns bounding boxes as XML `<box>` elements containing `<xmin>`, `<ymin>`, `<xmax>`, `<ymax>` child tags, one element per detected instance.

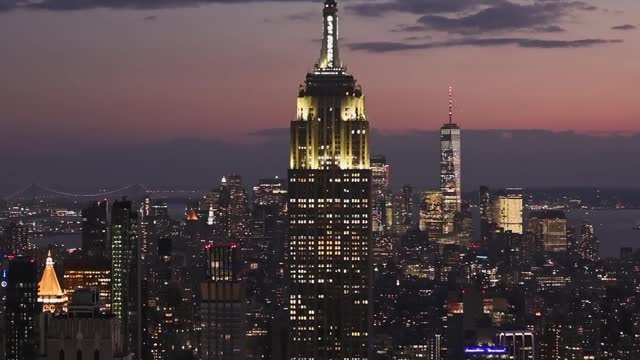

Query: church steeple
<box><xmin>317</xmin><ymin>0</ymin><xmax>341</xmax><ymax>70</ymax></box>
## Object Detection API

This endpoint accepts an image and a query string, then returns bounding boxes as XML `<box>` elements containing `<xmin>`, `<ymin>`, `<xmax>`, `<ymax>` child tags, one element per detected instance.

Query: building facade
<box><xmin>492</xmin><ymin>188</ymin><xmax>523</xmax><ymax>234</ymax></box>
<box><xmin>200</xmin><ymin>244</ymin><xmax>245</xmax><ymax>360</ymax></box>
<box><xmin>81</xmin><ymin>200</ymin><xmax>109</xmax><ymax>257</ymax></box>
<box><xmin>527</xmin><ymin>210</ymin><xmax>567</xmax><ymax>253</ymax></box>
<box><xmin>419</xmin><ymin>191</ymin><xmax>445</xmax><ymax>241</ymax></box>
<box><xmin>63</xmin><ymin>256</ymin><xmax>111</xmax><ymax>313</ymax></box>
<box><xmin>110</xmin><ymin>199</ymin><xmax>141</xmax><ymax>358</ymax></box>
<box><xmin>2</xmin><ymin>222</ymin><xmax>33</xmax><ymax>256</ymax></box>
<box><xmin>579</xmin><ymin>223</ymin><xmax>599</xmax><ymax>261</ymax></box>
<box><xmin>45</xmin><ymin>288</ymin><xmax>131</xmax><ymax>360</ymax></box>
<box><xmin>371</xmin><ymin>155</ymin><xmax>390</xmax><ymax>234</ymax></box>
<box><xmin>4</xmin><ymin>256</ymin><xmax>39</xmax><ymax>360</ymax></box>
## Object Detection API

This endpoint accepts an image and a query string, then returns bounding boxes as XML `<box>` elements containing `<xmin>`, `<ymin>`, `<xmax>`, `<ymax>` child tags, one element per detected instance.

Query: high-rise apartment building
<box><xmin>2</xmin><ymin>222</ymin><xmax>33</xmax><ymax>256</ymax></box>
<box><xmin>393</xmin><ymin>185</ymin><xmax>414</xmax><ymax>234</ymax></box>
<box><xmin>249</xmin><ymin>178</ymin><xmax>288</xmax><ymax>358</ymax></box>
<box><xmin>223</xmin><ymin>174</ymin><xmax>251</xmax><ymax>247</ymax></box>
<box><xmin>579</xmin><ymin>223</ymin><xmax>599</xmax><ymax>262</ymax></box>
<box><xmin>110</xmin><ymin>199</ymin><xmax>141</xmax><ymax>358</ymax></box>
<box><xmin>492</xmin><ymin>188</ymin><xmax>523</xmax><ymax>234</ymax></box>
<box><xmin>419</xmin><ymin>191</ymin><xmax>444</xmax><ymax>241</ymax></box>
<box><xmin>250</xmin><ymin>177</ymin><xmax>287</xmax><ymax>267</ymax></box>
<box><xmin>287</xmin><ymin>1</ymin><xmax>372</xmax><ymax>358</ymax></box>
<box><xmin>4</xmin><ymin>256</ymin><xmax>39</xmax><ymax>360</ymax></box>
<box><xmin>253</xmin><ymin>177</ymin><xmax>287</xmax><ymax>209</ymax></box>
<box><xmin>140</xmin><ymin>196</ymin><xmax>171</xmax><ymax>261</ymax></box>
<box><xmin>527</xmin><ymin>210</ymin><xmax>567</xmax><ymax>253</ymax></box>
<box><xmin>200</xmin><ymin>243</ymin><xmax>245</xmax><ymax>360</ymax></box>
<box><xmin>479</xmin><ymin>186</ymin><xmax>491</xmax><ymax>247</ymax></box>
<box><xmin>146</xmin><ymin>237</ymin><xmax>180</xmax><ymax>360</ymax></box>
<box><xmin>371</xmin><ymin>155</ymin><xmax>390</xmax><ymax>234</ymax></box>
<box><xmin>81</xmin><ymin>200</ymin><xmax>109</xmax><ymax>257</ymax></box>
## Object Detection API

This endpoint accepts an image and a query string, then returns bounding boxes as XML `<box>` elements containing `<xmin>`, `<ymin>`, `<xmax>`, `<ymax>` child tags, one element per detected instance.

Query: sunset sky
<box><xmin>1</xmin><ymin>0</ymin><xmax>638</xmax><ymax>149</ymax></box>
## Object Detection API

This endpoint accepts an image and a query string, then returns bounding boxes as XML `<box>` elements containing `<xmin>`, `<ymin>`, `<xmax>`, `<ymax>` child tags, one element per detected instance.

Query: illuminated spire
<box><xmin>318</xmin><ymin>0</ymin><xmax>341</xmax><ymax>70</ymax></box>
<box><xmin>449</xmin><ymin>86</ymin><xmax>453</xmax><ymax>124</ymax></box>
<box><xmin>187</xmin><ymin>209</ymin><xmax>199</xmax><ymax>221</ymax></box>
<box><xmin>38</xmin><ymin>250</ymin><xmax>67</xmax><ymax>307</ymax></box>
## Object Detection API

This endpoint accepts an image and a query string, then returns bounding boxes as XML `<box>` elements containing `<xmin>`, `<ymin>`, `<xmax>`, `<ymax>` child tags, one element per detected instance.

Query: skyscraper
<box><xmin>492</xmin><ymin>188</ymin><xmax>523</xmax><ymax>234</ymax></box>
<box><xmin>110</xmin><ymin>199</ymin><xmax>141</xmax><ymax>358</ymax></box>
<box><xmin>250</xmin><ymin>177</ymin><xmax>287</xmax><ymax>269</ymax></box>
<box><xmin>579</xmin><ymin>223</ymin><xmax>599</xmax><ymax>262</ymax></box>
<box><xmin>201</xmin><ymin>175</ymin><xmax>251</xmax><ymax>247</ymax></box>
<box><xmin>252</xmin><ymin>177</ymin><xmax>287</xmax><ymax>209</ymax></box>
<box><xmin>287</xmin><ymin>0</ymin><xmax>372</xmax><ymax>358</ymax></box>
<box><xmin>371</xmin><ymin>155</ymin><xmax>390</xmax><ymax>234</ymax></box>
<box><xmin>393</xmin><ymin>185</ymin><xmax>414</xmax><ymax>234</ymax></box>
<box><xmin>81</xmin><ymin>200</ymin><xmax>108</xmax><ymax>257</ymax></box>
<box><xmin>419</xmin><ymin>190</ymin><xmax>444</xmax><ymax>241</ymax></box>
<box><xmin>527</xmin><ymin>210</ymin><xmax>567</xmax><ymax>253</ymax></box>
<box><xmin>200</xmin><ymin>243</ymin><xmax>245</xmax><ymax>360</ymax></box>
<box><xmin>223</xmin><ymin>174</ymin><xmax>251</xmax><ymax>247</ymax></box>
<box><xmin>478</xmin><ymin>186</ymin><xmax>491</xmax><ymax>247</ymax></box>
<box><xmin>249</xmin><ymin>178</ymin><xmax>288</xmax><ymax>358</ymax></box>
<box><xmin>440</xmin><ymin>87</ymin><xmax>462</xmax><ymax>234</ymax></box>
<box><xmin>202</xmin><ymin>183</ymin><xmax>229</xmax><ymax>241</ymax></box>
<box><xmin>4</xmin><ymin>256</ymin><xmax>39</xmax><ymax>360</ymax></box>
<box><xmin>146</xmin><ymin>237</ymin><xmax>180</xmax><ymax>360</ymax></box>
<box><xmin>2</xmin><ymin>222</ymin><xmax>33</xmax><ymax>256</ymax></box>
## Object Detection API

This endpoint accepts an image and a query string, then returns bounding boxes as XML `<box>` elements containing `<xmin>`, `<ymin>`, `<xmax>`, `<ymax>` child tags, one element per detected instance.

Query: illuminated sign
<box><xmin>326</xmin><ymin>15</ymin><xmax>334</xmax><ymax>67</ymax></box>
<box><xmin>464</xmin><ymin>346</ymin><xmax>508</xmax><ymax>354</ymax></box>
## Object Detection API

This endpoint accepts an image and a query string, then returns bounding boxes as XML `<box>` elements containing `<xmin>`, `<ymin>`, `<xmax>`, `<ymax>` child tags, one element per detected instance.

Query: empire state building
<box><xmin>287</xmin><ymin>0</ymin><xmax>372</xmax><ymax>358</ymax></box>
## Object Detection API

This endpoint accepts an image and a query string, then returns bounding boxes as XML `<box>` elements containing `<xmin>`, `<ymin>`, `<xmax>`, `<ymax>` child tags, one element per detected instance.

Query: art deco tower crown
<box><xmin>290</xmin><ymin>0</ymin><xmax>370</xmax><ymax>171</ymax></box>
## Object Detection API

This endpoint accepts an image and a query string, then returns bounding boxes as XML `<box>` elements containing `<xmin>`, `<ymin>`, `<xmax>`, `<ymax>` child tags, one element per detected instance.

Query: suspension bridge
<box><xmin>2</xmin><ymin>183</ymin><xmax>203</xmax><ymax>201</ymax></box>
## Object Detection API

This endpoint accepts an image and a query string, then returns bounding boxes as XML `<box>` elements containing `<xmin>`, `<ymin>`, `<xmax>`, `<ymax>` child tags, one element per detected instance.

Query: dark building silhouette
<box><xmin>110</xmin><ymin>199</ymin><xmax>141</xmax><ymax>358</ymax></box>
<box><xmin>579</xmin><ymin>223</ymin><xmax>599</xmax><ymax>262</ymax></box>
<box><xmin>479</xmin><ymin>186</ymin><xmax>491</xmax><ymax>248</ymax></box>
<box><xmin>527</xmin><ymin>210</ymin><xmax>567</xmax><ymax>253</ymax></box>
<box><xmin>371</xmin><ymin>155</ymin><xmax>390</xmax><ymax>234</ymax></box>
<box><xmin>2</xmin><ymin>222</ymin><xmax>32</xmax><ymax>256</ymax></box>
<box><xmin>44</xmin><ymin>288</ymin><xmax>131</xmax><ymax>360</ymax></box>
<box><xmin>394</xmin><ymin>185</ymin><xmax>414</xmax><ymax>234</ymax></box>
<box><xmin>4</xmin><ymin>256</ymin><xmax>39</xmax><ymax>360</ymax></box>
<box><xmin>200</xmin><ymin>243</ymin><xmax>245</xmax><ymax>360</ymax></box>
<box><xmin>81</xmin><ymin>200</ymin><xmax>109</xmax><ymax>257</ymax></box>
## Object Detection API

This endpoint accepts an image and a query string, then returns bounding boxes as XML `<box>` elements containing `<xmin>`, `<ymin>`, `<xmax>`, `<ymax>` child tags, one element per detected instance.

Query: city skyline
<box><xmin>3</xmin><ymin>128</ymin><xmax>640</xmax><ymax>194</ymax></box>
<box><xmin>1</xmin><ymin>0</ymin><xmax>639</xmax><ymax>153</ymax></box>
<box><xmin>4</xmin><ymin>1</ymin><xmax>640</xmax><ymax>359</ymax></box>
